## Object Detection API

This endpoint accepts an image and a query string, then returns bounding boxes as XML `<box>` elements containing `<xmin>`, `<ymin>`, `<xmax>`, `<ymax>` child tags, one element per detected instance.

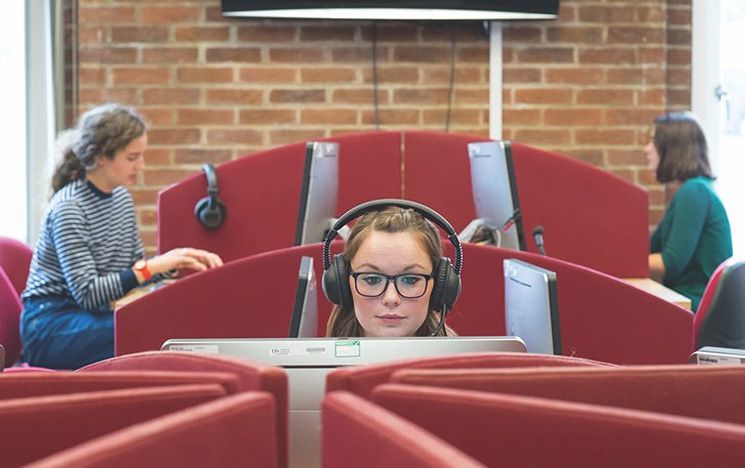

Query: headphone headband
<box><xmin>202</xmin><ymin>163</ymin><xmax>219</xmax><ymax>198</ymax></box>
<box><xmin>322</xmin><ymin>198</ymin><xmax>462</xmax><ymax>274</ymax></box>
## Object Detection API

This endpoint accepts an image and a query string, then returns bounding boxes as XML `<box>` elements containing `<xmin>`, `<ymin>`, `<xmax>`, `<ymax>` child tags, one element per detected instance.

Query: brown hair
<box><xmin>51</xmin><ymin>103</ymin><xmax>147</xmax><ymax>193</ymax></box>
<box><xmin>325</xmin><ymin>206</ymin><xmax>455</xmax><ymax>337</ymax></box>
<box><xmin>653</xmin><ymin>111</ymin><xmax>713</xmax><ymax>183</ymax></box>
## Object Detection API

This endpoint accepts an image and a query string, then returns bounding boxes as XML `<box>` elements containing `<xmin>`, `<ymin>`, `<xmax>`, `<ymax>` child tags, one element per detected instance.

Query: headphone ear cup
<box><xmin>322</xmin><ymin>254</ymin><xmax>353</xmax><ymax>311</ymax></box>
<box><xmin>194</xmin><ymin>198</ymin><xmax>226</xmax><ymax>230</ymax></box>
<box><xmin>429</xmin><ymin>257</ymin><xmax>461</xmax><ymax>312</ymax></box>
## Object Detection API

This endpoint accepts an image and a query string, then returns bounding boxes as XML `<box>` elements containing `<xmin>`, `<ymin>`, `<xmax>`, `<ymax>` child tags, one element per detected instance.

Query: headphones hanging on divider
<box><xmin>322</xmin><ymin>199</ymin><xmax>463</xmax><ymax>314</ymax></box>
<box><xmin>194</xmin><ymin>163</ymin><xmax>226</xmax><ymax>230</ymax></box>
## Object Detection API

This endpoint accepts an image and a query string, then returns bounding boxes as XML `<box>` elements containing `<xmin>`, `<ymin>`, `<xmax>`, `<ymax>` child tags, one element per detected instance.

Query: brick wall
<box><xmin>72</xmin><ymin>0</ymin><xmax>691</xmax><ymax>251</ymax></box>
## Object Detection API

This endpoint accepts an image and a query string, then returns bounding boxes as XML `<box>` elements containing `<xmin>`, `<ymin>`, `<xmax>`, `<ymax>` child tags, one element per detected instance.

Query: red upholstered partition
<box><xmin>390</xmin><ymin>365</ymin><xmax>745</xmax><ymax>425</ymax></box>
<box><xmin>442</xmin><ymin>243</ymin><xmax>692</xmax><ymax>364</ymax></box>
<box><xmin>0</xmin><ymin>384</ymin><xmax>226</xmax><ymax>467</ymax></box>
<box><xmin>402</xmin><ymin>131</ymin><xmax>649</xmax><ymax>277</ymax></box>
<box><xmin>115</xmin><ymin>243</ymin><xmax>335</xmax><ymax>356</ymax></box>
<box><xmin>157</xmin><ymin>132</ymin><xmax>401</xmax><ymax>263</ymax></box>
<box><xmin>29</xmin><ymin>393</ymin><xmax>277</xmax><ymax>468</ymax></box>
<box><xmin>322</xmin><ymin>391</ymin><xmax>484</xmax><ymax>468</ymax></box>
<box><xmin>372</xmin><ymin>384</ymin><xmax>745</xmax><ymax>467</ymax></box>
<box><xmin>325</xmin><ymin>352</ymin><xmax>613</xmax><ymax>400</ymax></box>
<box><xmin>0</xmin><ymin>370</ymin><xmax>242</xmax><ymax>398</ymax></box>
<box><xmin>78</xmin><ymin>350</ymin><xmax>289</xmax><ymax>468</ymax></box>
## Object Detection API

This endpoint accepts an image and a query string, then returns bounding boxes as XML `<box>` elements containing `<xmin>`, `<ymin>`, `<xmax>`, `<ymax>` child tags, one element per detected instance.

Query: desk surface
<box><xmin>112</xmin><ymin>280</ymin><xmax>174</xmax><ymax>310</ymax></box>
<box><xmin>621</xmin><ymin>278</ymin><xmax>692</xmax><ymax>310</ymax></box>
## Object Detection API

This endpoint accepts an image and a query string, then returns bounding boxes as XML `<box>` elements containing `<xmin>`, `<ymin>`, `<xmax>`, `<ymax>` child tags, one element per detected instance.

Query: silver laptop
<box><xmin>162</xmin><ymin>336</ymin><xmax>526</xmax><ymax>468</ymax></box>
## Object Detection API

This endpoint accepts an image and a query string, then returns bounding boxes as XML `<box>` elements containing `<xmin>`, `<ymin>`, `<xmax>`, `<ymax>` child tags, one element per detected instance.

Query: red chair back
<box><xmin>0</xmin><ymin>236</ymin><xmax>33</xmax><ymax>296</ymax></box>
<box><xmin>0</xmin><ymin>267</ymin><xmax>22</xmax><ymax>367</ymax></box>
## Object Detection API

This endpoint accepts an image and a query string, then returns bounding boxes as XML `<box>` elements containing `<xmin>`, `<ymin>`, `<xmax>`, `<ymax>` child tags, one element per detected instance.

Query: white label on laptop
<box><xmin>697</xmin><ymin>354</ymin><xmax>741</xmax><ymax>365</ymax></box>
<box><xmin>335</xmin><ymin>340</ymin><xmax>361</xmax><ymax>357</ymax></box>
<box><xmin>168</xmin><ymin>344</ymin><xmax>219</xmax><ymax>354</ymax></box>
<box><xmin>270</xmin><ymin>346</ymin><xmax>329</xmax><ymax>357</ymax></box>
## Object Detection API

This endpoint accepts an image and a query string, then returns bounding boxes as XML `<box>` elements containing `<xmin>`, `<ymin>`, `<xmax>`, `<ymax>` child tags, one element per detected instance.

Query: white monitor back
<box><xmin>504</xmin><ymin>258</ymin><xmax>561</xmax><ymax>354</ymax></box>
<box><xmin>295</xmin><ymin>141</ymin><xmax>339</xmax><ymax>245</ymax></box>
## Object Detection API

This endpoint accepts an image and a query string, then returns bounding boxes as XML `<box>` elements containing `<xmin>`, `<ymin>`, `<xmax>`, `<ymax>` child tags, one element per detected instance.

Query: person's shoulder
<box><xmin>49</xmin><ymin>180</ymin><xmax>85</xmax><ymax>213</ymax></box>
<box><xmin>679</xmin><ymin>176</ymin><xmax>713</xmax><ymax>195</ymax></box>
<box><xmin>112</xmin><ymin>186</ymin><xmax>134</xmax><ymax>203</ymax></box>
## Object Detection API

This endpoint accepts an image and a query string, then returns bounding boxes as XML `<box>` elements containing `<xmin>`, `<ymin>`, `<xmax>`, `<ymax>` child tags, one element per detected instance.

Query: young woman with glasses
<box><xmin>325</xmin><ymin>206</ymin><xmax>456</xmax><ymax>337</ymax></box>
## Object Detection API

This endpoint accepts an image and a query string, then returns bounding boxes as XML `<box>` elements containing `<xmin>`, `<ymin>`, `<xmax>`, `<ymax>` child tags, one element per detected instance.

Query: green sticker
<box><xmin>335</xmin><ymin>340</ymin><xmax>361</xmax><ymax>357</ymax></box>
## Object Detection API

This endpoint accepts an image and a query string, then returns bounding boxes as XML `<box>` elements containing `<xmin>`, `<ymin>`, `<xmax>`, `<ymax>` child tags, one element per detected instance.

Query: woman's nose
<box><xmin>381</xmin><ymin>280</ymin><xmax>401</xmax><ymax>306</ymax></box>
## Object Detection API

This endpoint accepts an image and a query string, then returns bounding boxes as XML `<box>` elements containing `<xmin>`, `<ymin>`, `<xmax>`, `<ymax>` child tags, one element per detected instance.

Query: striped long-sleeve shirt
<box><xmin>22</xmin><ymin>178</ymin><xmax>143</xmax><ymax>311</ymax></box>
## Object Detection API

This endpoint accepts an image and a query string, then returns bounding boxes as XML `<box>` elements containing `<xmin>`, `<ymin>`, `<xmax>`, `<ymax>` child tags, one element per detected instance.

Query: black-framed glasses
<box><xmin>350</xmin><ymin>271</ymin><xmax>433</xmax><ymax>299</ymax></box>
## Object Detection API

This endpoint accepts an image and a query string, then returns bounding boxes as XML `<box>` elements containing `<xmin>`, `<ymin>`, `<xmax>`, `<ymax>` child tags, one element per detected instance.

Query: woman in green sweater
<box><xmin>646</xmin><ymin>111</ymin><xmax>732</xmax><ymax>311</ymax></box>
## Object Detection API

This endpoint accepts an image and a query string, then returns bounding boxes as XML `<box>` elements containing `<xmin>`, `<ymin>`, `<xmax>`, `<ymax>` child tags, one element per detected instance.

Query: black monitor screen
<box><xmin>295</xmin><ymin>141</ymin><xmax>339</xmax><ymax>245</ymax></box>
<box><xmin>289</xmin><ymin>256</ymin><xmax>318</xmax><ymax>338</ymax></box>
<box><xmin>503</xmin><ymin>258</ymin><xmax>560</xmax><ymax>354</ymax></box>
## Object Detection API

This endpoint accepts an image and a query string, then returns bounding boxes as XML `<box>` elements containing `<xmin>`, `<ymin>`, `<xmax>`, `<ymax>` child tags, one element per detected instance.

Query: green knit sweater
<box><xmin>651</xmin><ymin>176</ymin><xmax>732</xmax><ymax>311</ymax></box>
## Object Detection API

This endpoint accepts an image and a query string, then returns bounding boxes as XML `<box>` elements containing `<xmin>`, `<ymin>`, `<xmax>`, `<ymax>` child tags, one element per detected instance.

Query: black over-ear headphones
<box><xmin>194</xmin><ymin>163</ymin><xmax>226</xmax><ymax>230</ymax></box>
<box><xmin>322</xmin><ymin>199</ymin><xmax>463</xmax><ymax>314</ymax></box>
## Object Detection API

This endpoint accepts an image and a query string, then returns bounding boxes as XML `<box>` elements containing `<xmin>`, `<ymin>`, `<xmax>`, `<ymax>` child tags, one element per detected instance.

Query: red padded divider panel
<box><xmin>334</xmin><ymin>131</ymin><xmax>402</xmax><ymax>214</ymax></box>
<box><xmin>0</xmin><ymin>267</ymin><xmax>22</xmax><ymax>367</ymax></box>
<box><xmin>693</xmin><ymin>258</ymin><xmax>732</xmax><ymax>346</ymax></box>
<box><xmin>157</xmin><ymin>132</ymin><xmax>402</xmax><ymax>264</ymax></box>
<box><xmin>402</xmin><ymin>132</ymin><xmax>649</xmax><ymax>277</ymax></box>
<box><xmin>443</xmin><ymin>243</ymin><xmax>692</xmax><ymax>364</ymax></box>
<box><xmin>372</xmin><ymin>384</ymin><xmax>745</xmax><ymax>468</ymax></box>
<box><xmin>115</xmin><ymin>243</ymin><xmax>337</xmax><ymax>356</ymax></box>
<box><xmin>390</xmin><ymin>364</ymin><xmax>745</xmax><ymax>425</ymax></box>
<box><xmin>325</xmin><ymin>352</ymin><xmax>614</xmax><ymax>400</ymax></box>
<box><xmin>30</xmin><ymin>393</ymin><xmax>277</xmax><ymax>468</ymax></box>
<box><xmin>402</xmin><ymin>131</ymin><xmax>480</xmax><ymax>232</ymax></box>
<box><xmin>511</xmin><ymin>142</ymin><xmax>649</xmax><ymax>277</ymax></box>
<box><xmin>158</xmin><ymin>142</ymin><xmax>307</xmax><ymax>263</ymax></box>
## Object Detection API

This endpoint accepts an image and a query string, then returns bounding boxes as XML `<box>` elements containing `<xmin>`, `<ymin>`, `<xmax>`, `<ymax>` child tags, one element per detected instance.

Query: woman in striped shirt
<box><xmin>21</xmin><ymin>103</ymin><xmax>222</xmax><ymax>369</ymax></box>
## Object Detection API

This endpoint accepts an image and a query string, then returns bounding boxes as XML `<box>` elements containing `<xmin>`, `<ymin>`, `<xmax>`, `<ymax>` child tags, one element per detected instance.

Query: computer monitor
<box><xmin>288</xmin><ymin>256</ymin><xmax>318</xmax><ymax>338</ymax></box>
<box><xmin>464</xmin><ymin>141</ymin><xmax>526</xmax><ymax>250</ymax></box>
<box><xmin>294</xmin><ymin>141</ymin><xmax>339</xmax><ymax>245</ymax></box>
<box><xmin>504</xmin><ymin>258</ymin><xmax>561</xmax><ymax>354</ymax></box>
<box><xmin>162</xmin><ymin>336</ymin><xmax>526</xmax><ymax>467</ymax></box>
<box><xmin>0</xmin><ymin>343</ymin><xmax>5</xmax><ymax>370</ymax></box>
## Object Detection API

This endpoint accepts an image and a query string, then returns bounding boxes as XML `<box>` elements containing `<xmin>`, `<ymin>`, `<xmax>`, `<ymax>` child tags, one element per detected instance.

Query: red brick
<box><xmin>206</xmin><ymin>48</ymin><xmax>262</xmax><ymax>63</ymax></box>
<box><xmin>142</xmin><ymin>48</ymin><xmax>199</xmax><ymax>64</ymax></box>
<box><xmin>639</xmin><ymin>89</ymin><xmax>666</xmax><ymax>106</ymax></box>
<box><xmin>140</xmin><ymin>108</ymin><xmax>174</xmax><ymax>126</ymax></box>
<box><xmin>130</xmin><ymin>188</ymin><xmax>160</xmax><ymax>206</ymax></box>
<box><xmin>514</xmin><ymin>88</ymin><xmax>573</xmax><ymax>105</ymax></box>
<box><xmin>269</xmin><ymin>48</ymin><xmax>325</xmax><ymax>63</ymax></box>
<box><xmin>142</xmin><ymin>147</ymin><xmax>171</xmax><ymax>166</ymax></box>
<box><xmin>578</xmin><ymin>48</ymin><xmax>636</xmax><ymax>64</ymax></box>
<box><xmin>572</xmin><ymin>150</ymin><xmax>605</xmax><ymax>167</ymax></box>
<box><xmin>144</xmin><ymin>168</ymin><xmax>197</xmax><ymax>187</ymax></box>
<box><xmin>604</xmin><ymin>109</ymin><xmax>659</xmax><ymax>126</ymax></box>
<box><xmin>578</xmin><ymin>5</ymin><xmax>634</xmax><ymax>23</ymax></box>
<box><xmin>636</xmin><ymin>5</ymin><xmax>666</xmax><ymax>23</ymax></box>
<box><xmin>142</xmin><ymin>88</ymin><xmax>200</xmax><ymax>105</ymax></box>
<box><xmin>545</xmin><ymin>68</ymin><xmax>604</xmax><ymax>85</ymax></box>
<box><xmin>239</xmin><ymin>68</ymin><xmax>297</xmax><ymax>83</ymax></box>
<box><xmin>147</xmin><ymin>128</ymin><xmax>201</xmax><ymax>145</ymax></box>
<box><xmin>240</xmin><ymin>110</ymin><xmax>297</xmax><ymax>125</ymax></box>
<box><xmin>503</xmin><ymin>26</ymin><xmax>543</xmax><ymax>43</ymax></box>
<box><xmin>360</xmin><ymin>24</ymin><xmax>418</xmax><ymax>42</ymax></box>
<box><xmin>544</xmin><ymin>108</ymin><xmax>603</xmax><ymax>125</ymax></box>
<box><xmin>207</xmin><ymin>89</ymin><xmax>264</xmax><ymax>105</ymax></box>
<box><xmin>176</xmin><ymin>109</ymin><xmax>235</xmax><ymax>125</ymax></box>
<box><xmin>174</xmin><ymin>149</ymin><xmax>233</xmax><ymax>165</ymax></box>
<box><xmin>639</xmin><ymin>47</ymin><xmax>665</xmax><ymax>63</ymax></box>
<box><xmin>458</xmin><ymin>47</ymin><xmax>489</xmax><ymax>63</ymax></box>
<box><xmin>177</xmin><ymin>67</ymin><xmax>234</xmax><ymax>83</ymax></box>
<box><xmin>362</xmin><ymin>67</ymin><xmax>419</xmax><ymax>83</ymax></box>
<box><xmin>332</xmin><ymin>47</ymin><xmax>389</xmax><ymax>63</ymax></box>
<box><xmin>547</xmin><ymin>27</ymin><xmax>603</xmax><ymax>44</ymax></box>
<box><xmin>503</xmin><ymin>109</ymin><xmax>542</xmax><ymax>125</ymax></box>
<box><xmin>422</xmin><ymin>109</ymin><xmax>480</xmax><ymax>126</ymax></box>
<box><xmin>111</xmin><ymin>26</ymin><xmax>169</xmax><ymax>43</ymax></box>
<box><xmin>140</xmin><ymin>7</ymin><xmax>201</xmax><ymax>24</ymax></box>
<box><xmin>608</xmin><ymin>27</ymin><xmax>665</xmax><ymax>44</ymax></box>
<box><xmin>360</xmin><ymin>109</ymin><xmax>420</xmax><ymax>126</ymax></box>
<box><xmin>78</xmin><ymin>67</ymin><xmax>107</xmax><ymax>85</ymax></box>
<box><xmin>516</xmin><ymin>47</ymin><xmax>574</xmax><ymax>64</ymax></box>
<box><xmin>393</xmin><ymin>47</ymin><xmax>450</xmax><ymax>63</ymax></box>
<box><xmin>269</xmin><ymin>130</ymin><xmax>326</xmax><ymax>146</ymax></box>
<box><xmin>300</xmin><ymin>26</ymin><xmax>356</xmax><ymax>41</ymax></box>
<box><xmin>332</xmin><ymin>89</ymin><xmax>388</xmax><ymax>105</ymax></box>
<box><xmin>113</xmin><ymin>67</ymin><xmax>170</xmax><ymax>85</ymax></box>
<box><xmin>237</xmin><ymin>25</ymin><xmax>297</xmax><ymax>42</ymax></box>
<box><xmin>394</xmin><ymin>89</ymin><xmax>450</xmax><ymax>105</ymax></box>
<box><xmin>79</xmin><ymin>7</ymin><xmax>135</xmax><ymax>24</ymax></box>
<box><xmin>270</xmin><ymin>89</ymin><xmax>327</xmax><ymax>104</ymax></box>
<box><xmin>575</xmin><ymin>129</ymin><xmax>635</xmax><ymax>145</ymax></box>
<box><xmin>454</xmin><ymin>89</ymin><xmax>488</xmax><ymax>104</ymax></box>
<box><xmin>78</xmin><ymin>47</ymin><xmax>137</xmax><ymax>64</ymax></box>
<box><xmin>301</xmin><ymin>68</ymin><xmax>356</xmax><ymax>83</ymax></box>
<box><xmin>513</xmin><ymin>129</ymin><xmax>572</xmax><ymax>145</ymax></box>
<box><xmin>576</xmin><ymin>89</ymin><xmax>634</xmax><ymax>105</ymax></box>
<box><xmin>300</xmin><ymin>110</ymin><xmax>357</xmax><ymax>125</ymax></box>
<box><xmin>78</xmin><ymin>88</ymin><xmax>139</xmax><ymax>105</ymax></box>
<box><xmin>667</xmin><ymin>48</ymin><xmax>691</xmax><ymax>66</ymax></box>
<box><xmin>607</xmin><ymin>149</ymin><xmax>646</xmax><ymax>166</ymax></box>
<box><xmin>206</xmin><ymin>129</ymin><xmax>264</xmax><ymax>145</ymax></box>
<box><xmin>423</xmin><ymin>67</ymin><xmax>483</xmax><ymax>84</ymax></box>
<box><xmin>137</xmin><ymin>208</ymin><xmax>157</xmax><ymax>226</ymax></box>
<box><xmin>176</xmin><ymin>26</ymin><xmax>231</xmax><ymax>42</ymax></box>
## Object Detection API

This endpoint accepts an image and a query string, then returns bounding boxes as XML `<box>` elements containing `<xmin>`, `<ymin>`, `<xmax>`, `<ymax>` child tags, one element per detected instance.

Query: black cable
<box><xmin>371</xmin><ymin>22</ymin><xmax>380</xmax><ymax>131</ymax></box>
<box><xmin>431</xmin><ymin>307</ymin><xmax>448</xmax><ymax>336</ymax></box>
<box><xmin>444</xmin><ymin>25</ymin><xmax>457</xmax><ymax>132</ymax></box>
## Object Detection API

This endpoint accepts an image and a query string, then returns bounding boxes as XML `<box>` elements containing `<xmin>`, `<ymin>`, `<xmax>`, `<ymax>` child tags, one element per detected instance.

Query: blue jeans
<box><xmin>20</xmin><ymin>296</ymin><xmax>114</xmax><ymax>370</ymax></box>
